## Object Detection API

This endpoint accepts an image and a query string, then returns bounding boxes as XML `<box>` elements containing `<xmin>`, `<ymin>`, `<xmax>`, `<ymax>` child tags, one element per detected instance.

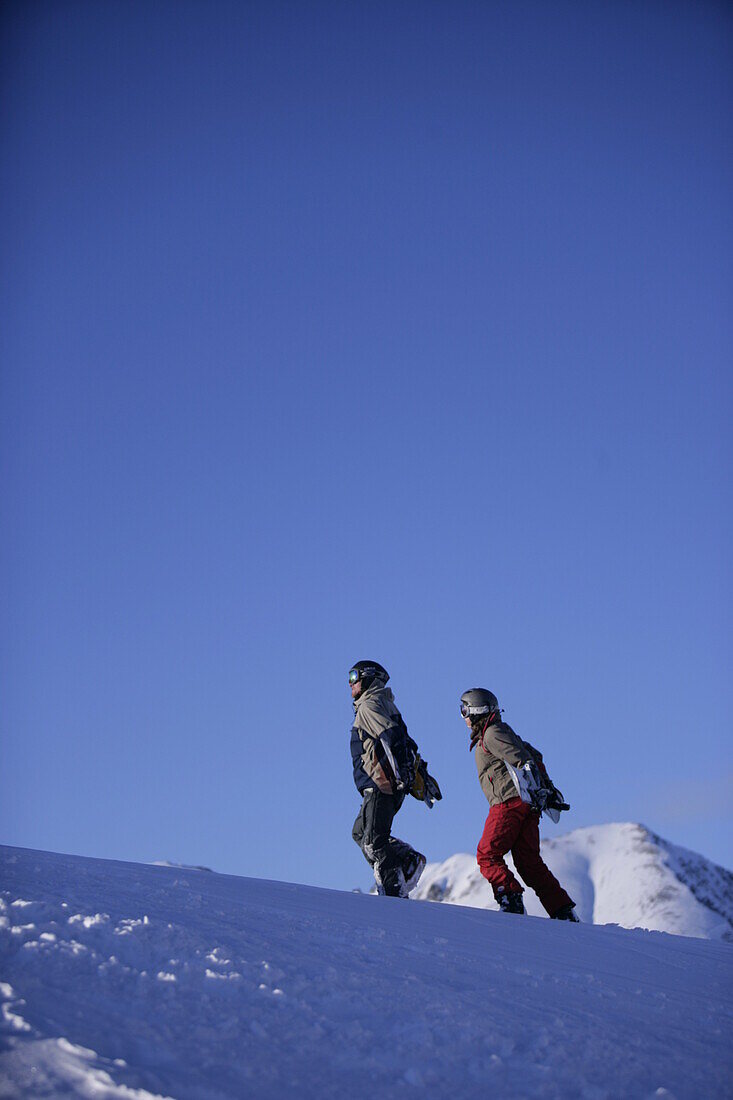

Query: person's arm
<box><xmin>379</xmin><ymin>723</ymin><xmax>415</xmax><ymax>790</ymax></box>
<box><xmin>480</xmin><ymin>723</ymin><xmax>527</xmax><ymax>767</ymax></box>
<box><xmin>350</xmin><ymin>726</ymin><xmax>371</xmax><ymax>793</ymax></box>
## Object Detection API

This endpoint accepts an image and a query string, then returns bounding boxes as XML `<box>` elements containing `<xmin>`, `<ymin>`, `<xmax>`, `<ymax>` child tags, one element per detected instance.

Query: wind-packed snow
<box><xmin>1</xmin><ymin>844</ymin><xmax>731</xmax><ymax>1099</ymax></box>
<box><xmin>415</xmin><ymin>823</ymin><xmax>733</xmax><ymax>941</ymax></box>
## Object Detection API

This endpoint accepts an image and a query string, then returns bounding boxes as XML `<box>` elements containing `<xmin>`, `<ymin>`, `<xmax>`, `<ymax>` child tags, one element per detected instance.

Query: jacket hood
<box><xmin>352</xmin><ymin>679</ymin><xmax>402</xmax><ymax>740</ymax></box>
<box><xmin>353</xmin><ymin>678</ymin><xmax>393</xmax><ymax>713</ymax></box>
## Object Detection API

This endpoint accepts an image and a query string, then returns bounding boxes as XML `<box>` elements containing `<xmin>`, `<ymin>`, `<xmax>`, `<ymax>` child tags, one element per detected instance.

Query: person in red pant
<box><xmin>460</xmin><ymin>688</ymin><xmax>578</xmax><ymax>920</ymax></box>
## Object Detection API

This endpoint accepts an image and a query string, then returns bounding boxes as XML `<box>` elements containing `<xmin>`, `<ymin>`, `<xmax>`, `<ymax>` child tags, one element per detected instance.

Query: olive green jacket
<box><xmin>474</xmin><ymin>720</ymin><xmax>534</xmax><ymax>807</ymax></box>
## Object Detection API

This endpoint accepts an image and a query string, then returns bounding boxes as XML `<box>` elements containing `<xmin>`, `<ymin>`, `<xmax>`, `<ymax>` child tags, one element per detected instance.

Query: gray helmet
<box><xmin>460</xmin><ymin>688</ymin><xmax>500</xmax><ymax>721</ymax></box>
<box><xmin>348</xmin><ymin>660</ymin><xmax>389</xmax><ymax>691</ymax></box>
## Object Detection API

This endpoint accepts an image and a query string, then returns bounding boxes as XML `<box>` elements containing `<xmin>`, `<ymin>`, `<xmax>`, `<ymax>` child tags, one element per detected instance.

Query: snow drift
<box><xmin>1</xmin><ymin>843</ymin><xmax>732</xmax><ymax>1099</ymax></box>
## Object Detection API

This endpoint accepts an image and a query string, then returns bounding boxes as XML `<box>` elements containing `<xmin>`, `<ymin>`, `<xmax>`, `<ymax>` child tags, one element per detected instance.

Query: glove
<box><xmin>546</xmin><ymin>787</ymin><xmax>570</xmax><ymax>813</ymax></box>
<box><xmin>410</xmin><ymin>758</ymin><xmax>442</xmax><ymax>809</ymax></box>
<box><xmin>411</xmin><ymin>765</ymin><xmax>426</xmax><ymax>801</ymax></box>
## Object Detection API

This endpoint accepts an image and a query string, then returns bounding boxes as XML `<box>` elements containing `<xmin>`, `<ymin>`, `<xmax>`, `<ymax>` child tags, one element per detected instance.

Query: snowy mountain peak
<box><xmin>413</xmin><ymin>822</ymin><xmax>733</xmax><ymax>941</ymax></box>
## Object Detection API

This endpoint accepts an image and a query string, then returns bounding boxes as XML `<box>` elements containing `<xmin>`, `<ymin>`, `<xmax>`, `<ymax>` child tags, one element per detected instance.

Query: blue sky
<box><xmin>1</xmin><ymin>1</ymin><xmax>731</xmax><ymax>889</ymax></box>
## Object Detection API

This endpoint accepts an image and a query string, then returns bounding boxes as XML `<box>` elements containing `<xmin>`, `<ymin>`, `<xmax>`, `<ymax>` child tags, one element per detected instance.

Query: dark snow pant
<box><xmin>477</xmin><ymin>797</ymin><xmax>573</xmax><ymax>916</ymax></box>
<box><xmin>352</xmin><ymin>789</ymin><xmax>415</xmax><ymax>897</ymax></box>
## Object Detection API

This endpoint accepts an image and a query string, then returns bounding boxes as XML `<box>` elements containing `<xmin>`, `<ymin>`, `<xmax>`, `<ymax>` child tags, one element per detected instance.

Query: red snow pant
<box><xmin>476</xmin><ymin>797</ymin><xmax>573</xmax><ymax>916</ymax></box>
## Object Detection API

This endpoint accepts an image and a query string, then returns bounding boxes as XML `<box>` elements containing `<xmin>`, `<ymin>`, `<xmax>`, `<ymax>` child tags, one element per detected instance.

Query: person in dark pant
<box><xmin>349</xmin><ymin>661</ymin><xmax>426</xmax><ymax>898</ymax></box>
<box><xmin>460</xmin><ymin>687</ymin><xmax>578</xmax><ymax>920</ymax></box>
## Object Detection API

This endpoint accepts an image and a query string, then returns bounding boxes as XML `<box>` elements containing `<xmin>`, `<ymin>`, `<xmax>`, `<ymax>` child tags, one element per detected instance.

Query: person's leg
<box><xmin>476</xmin><ymin>799</ymin><xmax>526</xmax><ymax>901</ymax></box>
<box><xmin>358</xmin><ymin>790</ymin><xmax>406</xmax><ymax>896</ymax></box>
<box><xmin>511</xmin><ymin>807</ymin><xmax>575</xmax><ymax>916</ymax></box>
<box><xmin>388</xmin><ymin>837</ymin><xmax>426</xmax><ymax>893</ymax></box>
<box><xmin>383</xmin><ymin>794</ymin><xmax>424</xmax><ymax>891</ymax></box>
<box><xmin>352</xmin><ymin>794</ymin><xmax>372</xmax><ymax>863</ymax></box>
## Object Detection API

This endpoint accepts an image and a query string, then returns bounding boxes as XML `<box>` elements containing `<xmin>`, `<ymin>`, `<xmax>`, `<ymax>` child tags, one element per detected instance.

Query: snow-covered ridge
<box><xmin>150</xmin><ymin>861</ymin><xmax>214</xmax><ymax>873</ymax></box>
<box><xmin>1</xmin><ymin>843</ymin><xmax>732</xmax><ymax>1099</ymax></box>
<box><xmin>413</xmin><ymin>822</ymin><xmax>733</xmax><ymax>941</ymax></box>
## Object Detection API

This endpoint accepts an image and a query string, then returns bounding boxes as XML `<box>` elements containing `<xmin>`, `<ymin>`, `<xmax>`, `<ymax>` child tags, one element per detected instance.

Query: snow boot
<box><xmin>378</xmin><ymin>864</ymin><xmax>408</xmax><ymax>898</ymax></box>
<box><xmin>552</xmin><ymin>904</ymin><xmax>579</xmax><ymax>922</ymax></box>
<box><xmin>402</xmin><ymin>851</ymin><xmax>426</xmax><ymax>895</ymax></box>
<box><xmin>496</xmin><ymin>889</ymin><xmax>525</xmax><ymax>915</ymax></box>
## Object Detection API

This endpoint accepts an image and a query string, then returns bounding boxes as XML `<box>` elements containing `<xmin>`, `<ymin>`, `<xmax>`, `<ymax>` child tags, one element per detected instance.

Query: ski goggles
<box><xmin>348</xmin><ymin>669</ymin><xmax>361</xmax><ymax>685</ymax></box>
<box><xmin>460</xmin><ymin>702</ymin><xmax>492</xmax><ymax>718</ymax></box>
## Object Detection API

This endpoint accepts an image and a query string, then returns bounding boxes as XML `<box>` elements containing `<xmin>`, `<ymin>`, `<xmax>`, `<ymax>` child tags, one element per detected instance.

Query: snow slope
<box><xmin>1</xmin><ymin>844</ymin><xmax>732</xmax><ymax>1099</ymax></box>
<box><xmin>414</xmin><ymin>823</ymin><xmax>733</xmax><ymax>941</ymax></box>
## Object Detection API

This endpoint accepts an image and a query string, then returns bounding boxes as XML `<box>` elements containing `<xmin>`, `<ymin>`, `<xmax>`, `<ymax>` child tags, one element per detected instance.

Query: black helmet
<box><xmin>460</xmin><ymin>688</ymin><xmax>500</xmax><ymax>721</ymax></box>
<box><xmin>348</xmin><ymin>660</ymin><xmax>389</xmax><ymax>691</ymax></box>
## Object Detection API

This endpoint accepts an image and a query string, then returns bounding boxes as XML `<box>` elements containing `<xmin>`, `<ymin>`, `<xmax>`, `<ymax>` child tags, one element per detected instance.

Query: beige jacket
<box><xmin>474</xmin><ymin>720</ymin><xmax>532</xmax><ymax>807</ymax></box>
<box><xmin>351</xmin><ymin>681</ymin><xmax>412</xmax><ymax>795</ymax></box>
